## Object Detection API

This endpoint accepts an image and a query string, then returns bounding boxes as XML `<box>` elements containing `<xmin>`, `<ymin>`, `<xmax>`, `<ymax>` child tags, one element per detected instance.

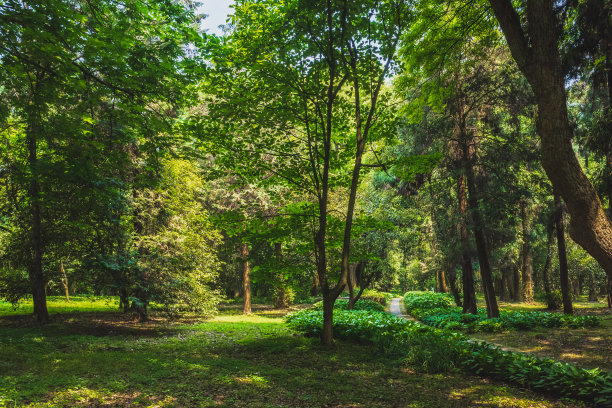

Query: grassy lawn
<box><xmin>468</xmin><ymin>297</ymin><xmax>612</xmax><ymax>371</ymax></box>
<box><xmin>0</xmin><ymin>302</ymin><xmax>587</xmax><ymax>408</ymax></box>
<box><xmin>0</xmin><ymin>296</ymin><xmax>120</xmax><ymax>316</ymax></box>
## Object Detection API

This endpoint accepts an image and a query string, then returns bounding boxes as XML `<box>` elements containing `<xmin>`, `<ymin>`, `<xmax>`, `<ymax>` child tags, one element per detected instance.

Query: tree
<box><xmin>488</xmin><ymin>0</ymin><xmax>612</xmax><ymax>281</ymax></box>
<box><xmin>0</xmin><ymin>0</ymin><xmax>203</xmax><ymax>321</ymax></box>
<box><xmin>204</xmin><ymin>0</ymin><xmax>409</xmax><ymax>345</ymax></box>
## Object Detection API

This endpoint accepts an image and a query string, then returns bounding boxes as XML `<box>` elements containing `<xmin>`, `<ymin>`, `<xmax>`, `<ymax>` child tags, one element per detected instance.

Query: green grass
<box><xmin>0</xmin><ymin>296</ymin><xmax>120</xmax><ymax>316</ymax></box>
<box><xmin>0</xmin><ymin>304</ymin><xmax>587</xmax><ymax>407</ymax></box>
<box><xmin>466</xmin><ymin>295</ymin><xmax>612</xmax><ymax>371</ymax></box>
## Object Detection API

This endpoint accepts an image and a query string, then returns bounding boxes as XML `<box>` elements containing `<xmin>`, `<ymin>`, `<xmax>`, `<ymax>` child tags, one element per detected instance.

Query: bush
<box><xmin>403</xmin><ymin>291</ymin><xmax>454</xmax><ymax>310</ymax></box>
<box><xmin>404</xmin><ymin>292</ymin><xmax>601</xmax><ymax>332</ymax></box>
<box><xmin>285</xmin><ymin>308</ymin><xmax>408</xmax><ymax>342</ymax></box>
<box><xmin>360</xmin><ymin>289</ymin><xmax>393</xmax><ymax>305</ymax></box>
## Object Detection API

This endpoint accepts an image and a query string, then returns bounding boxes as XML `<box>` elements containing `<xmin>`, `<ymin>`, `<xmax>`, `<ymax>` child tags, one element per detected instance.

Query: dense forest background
<box><xmin>1</xmin><ymin>0</ymin><xmax>611</xmax><ymax>343</ymax></box>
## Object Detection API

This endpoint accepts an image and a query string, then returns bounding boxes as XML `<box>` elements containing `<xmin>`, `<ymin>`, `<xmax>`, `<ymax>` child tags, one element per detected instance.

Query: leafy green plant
<box><xmin>287</xmin><ymin>307</ymin><xmax>612</xmax><ymax>406</ymax></box>
<box><xmin>404</xmin><ymin>291</ymin><xmax>601</xmax><ymax>332</ymax></box>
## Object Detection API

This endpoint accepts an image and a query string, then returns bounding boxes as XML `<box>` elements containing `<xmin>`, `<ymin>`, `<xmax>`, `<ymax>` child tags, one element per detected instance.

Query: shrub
<box><xmin>403</xmin><ymin>291</ymin><xmax>453</xmax><ymax>310</ymax></box>
<box><xmin>360</xmin><ymin>289</ymin><xmax>393</xmax><ymax>305</ymax></box>
<box><xmin>404</xmin><ymin>292</ymin><xmax>601</xmax><ymax>332</ymax></box>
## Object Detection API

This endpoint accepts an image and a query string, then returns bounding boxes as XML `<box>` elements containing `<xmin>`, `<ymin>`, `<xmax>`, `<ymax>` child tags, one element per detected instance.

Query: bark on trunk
<box><xmin>488</xmin><ymin>0</ymin><xmax>612</xmax><ymax>283</ymax></box>
<box><xmin>60</xmin><ymin>260</ymin><xmax>69</xmax><ymax>302</ymax></box>
<box><xmin>555</xmin><ymin>193</ymin><xmax>573</xmax><ymax>314</ymax></box>
<box><xmin>321</xmin><ymin>292</ymin><xmax>335</xmax><ymax>346</ymax></box>
<box><xmin>445</xmin><ymin>266</ymin><xmax>462</xmax><ymax>307</ymax></box>
<box><xmin>348</xmin><ymin>263</ymin><xmax>372</xmax><ymax>310</ymax></box>
<box><xmin>240</xmin><ymin>243</ymin><xmax>251</xmax><ymax>314</ymax></box>
<box><xmin>457</xmin><ymin>175</ymin><xmax>477</xmax><ymax>314</ymax></box>
<box><xmin>513</xmin><ymin>265</ymin><xmax>522</xmax><ymax>302</ymax></box>
<box><xmin>542</xmin><ymin>220</ymin><xmax>557</xmax><ymax>309</ymax></box>
<box><xmin>607</xmin><ymin>277</ymin><xmax>612</xmax><ymax>308</ymax></box>
<box><xmin>520</xmin><ymin>204</ymin><xmax>535</xmax><ymax>302</ymax></box>
<box><xmin>437</xmin><ymin>270</ymin><xmax>448</xmax><ymax>293</ymax></box>
<box><xmin>27</xmin><ymin>118</ymin><xmax>49</xmax><ymax>323</ymax></box>
<box><xmin>503</xmin><ymin>267</ymin><xmax>515</xmax><ymax>300</ymax></box>
<box><xmin>464</xmin><ymin>158</ymin><xmax>499</xmax><ymax>318</ymax></box>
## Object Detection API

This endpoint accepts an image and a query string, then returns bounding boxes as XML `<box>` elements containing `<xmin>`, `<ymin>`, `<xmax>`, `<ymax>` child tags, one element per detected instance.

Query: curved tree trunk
<box><xmin>488</xmin><ymin>0</ymin><xmax>612</xmax><ymax>283</ymax></box>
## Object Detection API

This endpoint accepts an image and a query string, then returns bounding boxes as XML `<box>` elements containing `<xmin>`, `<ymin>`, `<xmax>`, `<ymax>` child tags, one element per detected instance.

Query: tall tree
<box><xmin>205</xmin><ymin>0</ymin><xmax>409</xmax><ymax>345</ymax></box>
<box><xmin>488</xmin><ymin>0</ymin><xmax>612</xmax><ymax>281</ymax></box>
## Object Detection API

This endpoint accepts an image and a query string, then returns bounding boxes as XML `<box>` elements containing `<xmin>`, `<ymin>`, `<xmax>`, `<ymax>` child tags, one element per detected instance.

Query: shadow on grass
<box><xmin>0</xmin><ymin>313</ymin><xmax>585</xmax><ymax>408</ymax></box>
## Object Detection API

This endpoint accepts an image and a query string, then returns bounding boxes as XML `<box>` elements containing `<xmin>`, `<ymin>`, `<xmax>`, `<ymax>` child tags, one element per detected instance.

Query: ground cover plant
<box><xmin>287</xmin><ymin>307</ymin><xmax>612</xmax><ymax>407</ymax></box>
<box><xmin>403</xmin><ymin>292</ymin><xmax>602</xmax><ymax>332</ymax></box>
<box><xmin>0</xmin><ymin>305</ymin><xmax>588</xmax><ymax>408</ymax></box>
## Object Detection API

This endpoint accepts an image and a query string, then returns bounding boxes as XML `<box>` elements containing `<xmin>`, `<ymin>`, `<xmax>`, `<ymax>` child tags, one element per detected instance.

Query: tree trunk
<box><xmin>27</xmin><ymin>118</ymin><xmax>49</xmax><ymax>323</ymax></box>
<box><xmin>520</xmin><ymin>204</ymin><xmax>535</xmax><ymax>302</ymax></box>
<box><xmin>320</xmin><ymin>293</ymin><xmax>335</xmax><ymax>346</ymax></box>
<box><xmin>607</xmin><ymin>277</ymin><xmax>612</xmax><ymax>308</ymax></box>
<box><xmin>555</xmin><ymin>193</ymin><xmax>573</xmax><ymax>314</ymax></box>
<box><xmin>542</xmin><ymin>220</ymin><xmax>557</xmax><ymax>309</ymax></box>
<box><xmin>273</xmin><ymin>242</ymin><xmax>290</xmax><ymax>309</ymax></box>
<box><xmin>240</xmin><ymin>243</ymin><xmax>251</xmax><ymax>314</ymax></box>
<box><xmin>445</xmin><ymin>266</ymin><xmax>462</xmax><ymax>307</ymax></box>
<box><xmin>437</xmin><ymin>270</ymin><xmax>448</xmax><ymax>293</ymax></box>
<box><xmin>512</xmin><ymin>265</ymin><xmax>522</xmax><ymax>302</ymax></box>
<box><xmin>119</xmin><ymin>289</ymin><xmax>130</xmax><ymax>313</ymax></box>
<box><xmin>588</xmin><ymin>285</ymin><xmax>599</xmax><ymax>302</ymax></box>
<box><xmin>488</xmin><ymin>0</ymin><xmax>612</xmax><ymax>283</ymax></box>
<box><xmin>60</xmin><ymin>260</ymin><xmax>70</xmax><ymax>302</ymax></box>
<box><xmin>464</xmin><ymin>157</ymin><xmax>499</xmax><ymax>318</ymax></box>
<box><xmin>348</xmin><ymin>263</ymin><xmax>372</xmax><ymax>310</ymax></box>
<box><xmin>503</xmin><ymin>267</ymin><xmax>515</xmax><ymax>300</ymax></box>
<box><xmin>457</xmin><ymin>174</ymin><xmax>477</xmax><ymax>314</ymax></box>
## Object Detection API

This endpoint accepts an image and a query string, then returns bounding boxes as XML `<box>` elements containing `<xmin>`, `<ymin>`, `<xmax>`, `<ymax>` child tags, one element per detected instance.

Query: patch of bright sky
<box><xmin>198</xmin><ymin>0</ymin><xmax>235</xmax><ymax>36</ymax></box>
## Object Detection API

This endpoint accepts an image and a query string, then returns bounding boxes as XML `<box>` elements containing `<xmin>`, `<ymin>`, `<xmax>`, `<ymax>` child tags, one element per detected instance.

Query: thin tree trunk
<box><xmin>348</xmin><ymin>263</ymin><xmax>372</xmax><ymax>310</ymax></box>
<box><xmin>457</xmin><ymin>174</ymin><xmax>477</xmax><ymax>314</ymax></box>
<box><xmin>464</xmin><ymin>156</ymin><xmax>499</xmax><ymax>318</ymax></box>
<box><xmin>503</xmin><ymin>267</ymin><xmax>515</xmax><ymax>300</ymax></box>
<box><xmin>60</xmin><ymin>260</ymin><xmax>69</xmax><ymax>302</ymax></box>
<box><xmin>542</xmin><ymin>221</ymin><xmax>556</xmax><ymax>309</ymax></box>
<box><xmin>437</xmin><ymin>270</ymin><xmax>448</xmax><ymax>293</ymax></box>
<box><xmin>513</xmin><ymin>265</ymin><xmax>522</xmax><ymax>302</ymax></box>
<box><xmin>445</xmin><ymin>266</ymin><xmax>462</xmax><ymax>307</ymax></box>
<box><xmin>607</xmin><ymin>277</ymin><xmax>612</xmax><ymax>308</ymax></box>
<box><xmin>240</xmin><ymin>243</ymin><xmax>251</xmax><ymax>314</ymax></box>
<box><xmin>27</xmin><ymin>117</ymin><xmax>49</xmax><ymax>323</ymax></box>
<box><xmin>520</xmin><ymin>204</ymin><xmax>535</xmax><ymax>302</ymax></box>
<box><xmin>555</xmin><ymin>193</ymin><xmax>573</xmax><ymax>314</ymax></box>
<box><xmin>273</xmin><ymin>242</ymin><xmax>289</xmax><ymax>309</ymax></box>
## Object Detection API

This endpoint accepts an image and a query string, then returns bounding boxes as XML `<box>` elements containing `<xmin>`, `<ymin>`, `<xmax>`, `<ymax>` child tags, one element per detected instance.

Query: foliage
<box><xmin>287</xmin><ymin>307</ymin><xmax>612</xmax><ymax>406</ymax></box>
<box><xmin>311</xmin><ymin>299</ymin><xmax>386</xmax><ymax>313</ymax></box>
<box><xmin>403</xmin><ymin>291</ymin><xmax>601</xmax><ymax>332</ymax></box>
<box><xmin>534</xmin><ymin>291</ymin><xmax>563</xmax><ymax>310</ymax></box>
<box><xmin>359</xmin><ymin>289</ymin><xmax>393</xmax><ymax>305</ymax></box>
